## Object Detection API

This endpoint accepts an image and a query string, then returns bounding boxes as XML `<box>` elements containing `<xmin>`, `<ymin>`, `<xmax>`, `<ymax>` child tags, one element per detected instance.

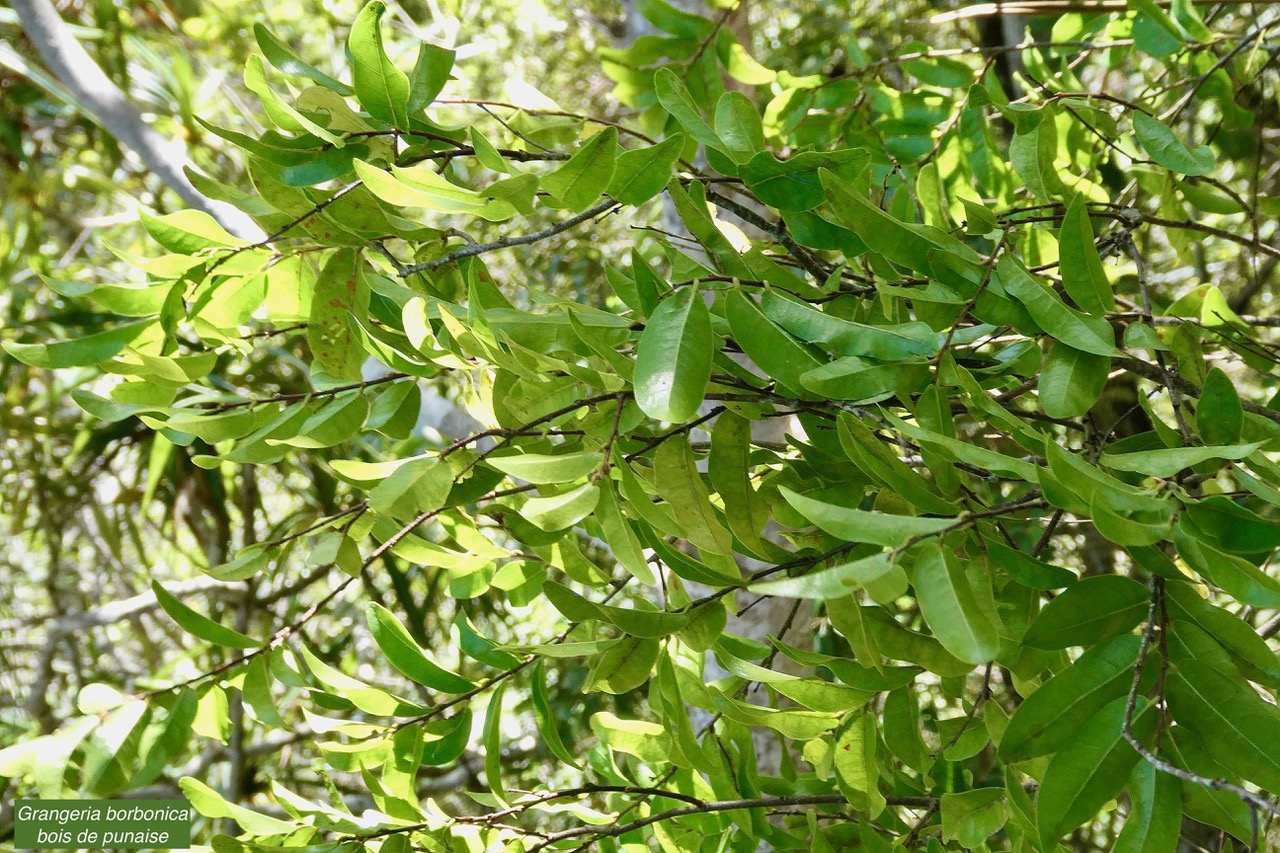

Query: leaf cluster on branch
<box><xmin>4</xmin><ymin>0</ymin><xmax>1280</xmax><ymax>850</ymax></box>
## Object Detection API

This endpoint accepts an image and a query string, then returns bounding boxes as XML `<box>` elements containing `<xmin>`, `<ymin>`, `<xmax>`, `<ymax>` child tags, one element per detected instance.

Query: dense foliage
<box><xmin>4</xmin><ymin>0</ymin><xmax>1280</xmax><ymax>850</ymax></box>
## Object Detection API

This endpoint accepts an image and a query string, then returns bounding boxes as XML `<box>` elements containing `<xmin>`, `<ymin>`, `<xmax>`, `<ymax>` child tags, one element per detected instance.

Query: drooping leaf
<box><xmin>780</xmin><ymin>487</ymin><xmax>955</xmax><ymax>547</ymax></box>
<box><xmin>741</xmin><ymin>149</ymin><xmax>869</xmax><ymax>211</ymax></box>
<box><xmin>152</xmin><ymin>582</ymin><xmax>258</xmax><ymax>649</ymax></box>
<box><xmin>308</xmin><ymin>249</ymin><xmax>368</xmax><ymax>380</ymax></box>
<box><xmin>634</xmin><ymin>288</ymin><xmax>713</xmax><ymax>422</ymax></box>
<box><xmin>726</xmin><ymin>289</ymin><xmax>825</xmax><ymax>399</ymax></box>
<box><xmin>4</xmin><ymin>319</ymin><xmax>154</xmax><ymax>369</ymax></box>
<box><xmin>913</xmin><ymin>548</ymin><xmax>1001</xmax><ymax>665</ymax></box>
<box><xmin>254</xmin><ymin>24</ymin><xmax>353</xmax><ymax>94</ymax></box>
<box><xmin>348</xmin><ymin>1</ymin><xmax>410</xmax><ymax>126</ymax></box>
<box><xmin>406</xmin><ymin>42</ymin><xmax>455</xmax><ymax>112</ymax></box>
<box><xmin>366</xmin><ymin>603</ymin><xmax>476</xmax><ymax>693</ymax></box>
<box><xmin>1196</xmin><ymin>367</ymin><xmax>1243</xmax><ymax>444</ymax></box>
<box><xmin>1036</xmin><ymin>697</ymin><xmax>1155</xmax><ymax>845</ymax></box>
<box><xmin>713</xmin><ymin>91</ymin><xmax>765</xmax><ymax>164</ymax></box>
<box><xmin>531</xmin><ymin>661</ymin><xmax>581</xmax><ymax>768</ymax></box>
<box><xmin>1058</xmin><ymin>195</ymin><xmax>1114</xmax><ymax>314</ymax></box>
<box><xmin>1134</xmin><ymin>111</ymin><xmax>1215</xmax><ymax>176</ymax></box>
<box><xmin>1039</xmin><ymin>343</ymin><xmax>1111</xmax><ymax>419</ymax></box>
<box><xmin>1166</xmin><ymin>657</ymin><xmax>1280</xmax><ymax>791</ymax></box>
<box><xmin>1114</xmin><ymin>761</ymin><xmax>1182</xmax><ymax>853</ymax></box>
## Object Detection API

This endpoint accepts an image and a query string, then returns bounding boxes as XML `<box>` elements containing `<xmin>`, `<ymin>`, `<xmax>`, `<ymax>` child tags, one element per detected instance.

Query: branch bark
<box><xmin>9</xmin><ymin>0</ymin><xmax>263</xmax><ymax>239</ymax></box>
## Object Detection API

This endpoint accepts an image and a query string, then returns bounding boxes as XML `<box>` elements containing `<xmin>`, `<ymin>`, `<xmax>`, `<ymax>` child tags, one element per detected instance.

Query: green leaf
<box><xmin>740</xmin><ymin>149</ymin><xmax>870</xmax><ymax>212</ymax></box>
<box><xmin>142</xmin><ymin>209</ymin><xmax>242</xmax><ymax>253</ymax></box>
<box><xmin>182</xmin><ymin>777</ymin><xmax>299</xmax><ymax>836</ymax></box>
<box><xmin>367</xmin><ymin>603</ymin><xmax>475</xmax><ymax>693</ymax></box>
<box><xmin>780</xmin><ymin>486</ymin><xmax>955</xmax><ymax>546</ymax></box>
<box><xmin>1165</xmin><ymin>581</ymin><xmax>1280</xmax><ymax>687</ymax></box>
<box><xmin>254</xmin><ymin>24</ymin><xmax>353</xmax><ymax>94</ymax></box>
<box><xmin>243</xmin><ymin>54</ymin><xmax>343</xmax><ymax>144</ymax></box>
<box><xmin>833</xmin><ymin>713</ymin><xmax>883</xmax><ymax>813</ymax></box>
<box><xmin>1196</xmin><ymin>367</ymin><xmax>1243</xmax><ymax>444</ymax></box>
<box><xmin>348</xmin><ymin>1</ymin><xmax>410</xmax><ymax>127</ymax></box>
<box><xmin>750</xmin><ymin>552</ymin><xmax>905</xmax><ymax>600</ymax></box>
<box><xmin>654</xmin><ymin>437</ymin><xmax>735</xmax><ymax>558</ymax></box>
<box><xmin>543</xmin><ymin>581</ymin><xmax>688</xmax><ymax>638</ymax></box>
<box><xmin>1134</xmin><ymin>111</ymin><xmax>1215</xmax><ymax>176</ymax></box>
<box><xmin>652</xmin><ymin>652</ymin><xmax>713</xmax><ymax>772</ymax></box>
<box><xmin>999</xmin><ymin>257</ymin><xmax>1116</xmax><ymax>356</ymax></box>
<box><xmin>762</xmin><ymin>290</ymin><xmax>938</xmax><ymax>360</ymax></box>
<box><xmin>1131</xmin><ymin>1</ymin><xmax>1184</xmax><ymax>56</ymax></box>
<box><xmin>653</xmin><ymin>67</ymin><xmax>726</xmax><ymax>154</ymax></box>
<box><xmin>726</xmin><ymin>289</ymin><xmax>825</xmax><ymax>398</ymax></box>
<box><xmin>532</xmin><ymin>661</ymin><xmax>581</xmax><ymax>768</ymax></box>
<box><xmin>800</xmin><ymin>357</ymin><xmax>917</xmax><ymax>404</ymax></box>
<box><xmin>1162</xmin><ymin>728</ymin><xmax>1255</xmax><ymax>843</ymax></box>
<box><xmin>634</xmin><ymin>288</ymin><xmax>713</xmax><ymax>422</ymax></box>
<box><xmin>590</xmin><ymin>711</ymin><xmax>671</xmax><ymax>763</ymax></box>
<box><xmin>482</xmin><ymin>681</ymin><xmax>508</xmax><ymax>804</ymax></box>
<box><xmin>606</xmin><ymin>134</ymin><xmax>684</xmax><ymax>206</ymax></box>
<box><xmin>1039</xmin><ymin>343</ymin><xmax>1111</xmax><ymax>418</ymax></box>
<box><xmin>1058</xmin><ymin>195</ymin><xmax>1115</xmax><ymax>314</ymax></box>
<box><xmin>837</xmin><ymin>413</ymin><xmax>958</xmax><ymax>516</ymax></box>
<box><xmin>987</xmin><ymin>540</ymin><xmax>1077</xmax><ymax>590</ymax></box>
<box><xmin>883</xmin><ymin>687</ymin><xmax>930</xmax><ymax>771</ymax></box>
<box><xmin>1036</xmin><ymin>697</ymin><xmax>1154</xmax><ymax>846</ymax></box>
<box><xmin>308</xmin><ymin>249</ymin><xmax>368</xmax><ymax>380</ymax></box>
<box><xmin>354</xmin><ymin>159</ymin><xmax>488</xmax><ymax>213</ymax></box>
<box><xmin>665</xmin><ymin>180</ymin><xmax>753</xmax><ymax>276</ymax></box>
<box><xmin>1022</xmin><ymin>575</ymin><xmax>1149</xmax><ymax>649</ymax></box>
<box><xmin>596</xmin><ymin>478</ymin><xmax>656</xmax><ymax>584</ymax></box>
<box><xmin>487</xmin><ymin>450</ymin><xmax>602</xmax><ymax>484</ymax></box>
<box><xmin>78</xmin><ymin>683</ymin><xmax>127</xmax><ymax>714</ymax></box>
<box><xmin>1000</xmin><ymin>634</ymin><xmax>1143</xmax><ymax>762</ymax></box>
<box><xmin>941</xmin><ymin>789</ymin><xmax>1008</xmax><ymax>849</ymax></box>
<box><xmin>152</xmin><ymin>581</ymin><xmax>258</xmax><ymax>649</ymax></box>
<box><xmin>270</xmin><ymin>392</ymin><xmax>370</xmax><ymax>449</ymax></box>
<box><xmin>1167</xmin><ymin>658</ymin><xmax>1280</xmax><ymax>791</ymax></box>
<box><xmin>298</xmin><ymin>644</ymin><xmax>419</xmax><ymax>716</ymax></box>
<box><xmin>367</xmin><ymin>455</ymin><xmax>454</xmax><ymax>518</ymax></box>
<box><xmin>1175</xmin><ymin>522</ymin><xmax>1280</xmax><ymax>607</ymax></box>
<box><xmin>242</xmin><ymin>657</ymin><xmax>284</xmax><ymax>727</ymax></box>
<box><xmin>719</xmin><ymin>30</ymin><xmax>776</xmax><ymax>84</ymax></box>
<box><xmin>521</xmin><ymin>482</ymin><xmax>601</xmax><ymax>531</ymax></box>
<box><xmin>589</xmin><ymin>635</ymin><xmax>659</xmax><ymax>694</ymax></box>
<box><xmin>542</xmin><ymin>127</ymin><xmax>618</xmax><ymax>212</ymax></box>
<box><xmin>708</xmin><ymin>411</ymin><xmax>772</xmax><ymax>558</ymax></box>
<box><xmin>821</xmin><ymin>169</ymin><xmax>978</xmax><ymax>273</ymax></box>
<box><xmin>1186</xmin><ymin>494</ymin><xmax>1280</xmax><ymax>555</ymax></box>
<box><xmin>420</xmin><ymin>708</ymin><xmax>472</xmax><ymax>765</ymax></box>
<box><xmin>4</xmin><ymin>318</ymin><xmax>154</xmax><ymax>369</ymax></box>
<box><xmin>1101</xmin><ymin>442</ymin><xmax>1262</xmax><ymax>477</ymax></box>
<box><xmin>1008</xmin><ymin>105</ymin><xmax>1066</xmax><ymax>201</ymax></box>
<box><xmin>406</xmin><ymin>42</ymin><xmax>455</xmax><ymax>112</ymax></box>
<box><xmin>960</xmin><ymin>196</ymin><xmax>999</xmax><ymax>235</ymax></box>
<box><xmin>1114</xmin><ymin>761</ymin><xmax>1181</xmax><ymax>853</ymax></box>
<box><xmin>913</xmin><ymin>548</ymin><xmax>1001</xmax><ymax>665</ymax></box>
<box><xmin>638</xmin><ymin>0</ymin><xmax>714</xmax><ymax>38</ymax></box>
<box><xmin>715</xmin><ymin>693</ymin><xmax>840</xmax><ymax>740</ymax></box>
<box><xmin>714</xmin><ymin>91</ymin><xmax>764</xmax><ymax>164</ymax></box>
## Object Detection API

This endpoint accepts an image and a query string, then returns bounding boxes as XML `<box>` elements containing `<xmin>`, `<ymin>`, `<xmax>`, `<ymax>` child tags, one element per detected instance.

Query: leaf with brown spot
<box><xmin>308</xmin><ymin>248</ymin><xmax>369</xmax><ymax>380</ymax></box>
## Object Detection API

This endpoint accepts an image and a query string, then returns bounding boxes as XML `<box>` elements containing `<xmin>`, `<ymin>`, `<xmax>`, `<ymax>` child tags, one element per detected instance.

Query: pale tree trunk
<box><xmin>10</xmin><ymin>0</ymin><xmax>262</xmax><ymax>240</ymax></box>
